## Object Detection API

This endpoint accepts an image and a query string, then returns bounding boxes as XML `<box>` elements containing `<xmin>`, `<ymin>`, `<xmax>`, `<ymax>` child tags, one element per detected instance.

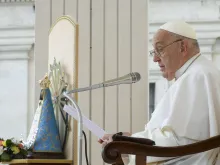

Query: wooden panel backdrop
<box><xmin>35</xmin><ymin>0</ymin><xmax>148</xmax><ymax>164</ymax></box>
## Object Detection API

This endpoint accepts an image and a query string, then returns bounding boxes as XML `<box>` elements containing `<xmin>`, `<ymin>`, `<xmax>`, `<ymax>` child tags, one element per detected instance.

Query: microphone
<box><xmin>66</xmin><ymin>72</ymin><xmax>141</xmax><ymax>94</ymax></box>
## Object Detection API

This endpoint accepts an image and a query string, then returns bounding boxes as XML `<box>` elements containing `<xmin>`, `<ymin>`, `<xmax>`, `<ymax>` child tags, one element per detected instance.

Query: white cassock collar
<box><xmin>175</xmin><ymin>53</ymin><xmax>201</xmax><ymax>80</ymax></box>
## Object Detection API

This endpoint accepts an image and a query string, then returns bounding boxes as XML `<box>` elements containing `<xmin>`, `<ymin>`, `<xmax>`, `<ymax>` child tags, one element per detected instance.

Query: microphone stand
<box><xmin>63</xmin><ymin>92</ymin><xmax>83</xmax><ymax>165</ymax></box>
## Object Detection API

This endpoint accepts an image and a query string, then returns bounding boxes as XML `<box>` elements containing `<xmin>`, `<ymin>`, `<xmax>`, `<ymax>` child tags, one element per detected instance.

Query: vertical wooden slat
<box><xmin>91</xmin><ymin>0</ymin><xmax>105</xmax><ymax>164</ymax></box>
<box><xmin>129</xmin><ymin>0</ymin><xmax>133</xmax><ymax>134</ymax></box>
<box><xmin>35</xmin><ymin>0</ymin><xmax>51</xmax><ymax>109</ymax></box>
<box><xmin>118</xmin><ymin>0</ymin><xmax>131</xmax><ymax>132</ymax></box>
<box><xmin>63</xmin><ymin>0</ymin><xmax>66</xmax><ymax>15</ymax></box>
<box><xmin>65</xmin><ymin>0</ymin><xmax>77</xmax><ymax>21</ymax></box>
<box><xmin>105</xmin><ymin>0</ymin><xmax>118</xmax><ymax>134</ymax></box>
<box><xmin>77</xmin><ymin>0</ymin><xmax>91</xmax><ymax>164</ymax></box>
<box><xmin>51</xmin><ymin>0</ymin><xmax>64</xmax><ymax>25</ymax></box>
<box><xmin>131</xmin><ymin>0</ymin><xmax>148</xmax><ymax>133</ymax></box>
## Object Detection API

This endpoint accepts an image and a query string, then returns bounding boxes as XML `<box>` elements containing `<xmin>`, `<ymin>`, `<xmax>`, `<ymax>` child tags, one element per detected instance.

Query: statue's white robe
<box><xmin>128</xmin><ymin>55</ymin><xmax>220</xmax><ymax>165</ymax></box>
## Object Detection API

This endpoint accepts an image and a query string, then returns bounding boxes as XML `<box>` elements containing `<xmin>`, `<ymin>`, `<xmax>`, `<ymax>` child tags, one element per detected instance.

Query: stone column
<box><xmin>0</xmin><ymin>2</ymin><xmax>35</xmax><ymax>139</ymax></box>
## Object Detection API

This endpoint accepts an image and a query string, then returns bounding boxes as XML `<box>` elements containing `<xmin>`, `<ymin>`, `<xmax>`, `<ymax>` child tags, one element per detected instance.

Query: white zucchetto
<box><xmin>160</xmin><ymin>21</ymin><xmax>197</xmax><ymax>39</ymax></box>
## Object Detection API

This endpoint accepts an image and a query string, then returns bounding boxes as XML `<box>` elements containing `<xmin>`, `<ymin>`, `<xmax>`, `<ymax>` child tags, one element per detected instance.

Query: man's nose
<box><xmin>153</xmin><ymin>55</ymin><xmax>160</xmax><ymax>62</ymax></box>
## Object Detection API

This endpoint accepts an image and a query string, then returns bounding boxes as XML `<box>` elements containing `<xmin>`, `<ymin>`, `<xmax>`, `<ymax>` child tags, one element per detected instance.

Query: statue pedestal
<box><xmin>1</xmin><ymin>159</ymin><xmax>72</xmax><ymax>165</ymax></box>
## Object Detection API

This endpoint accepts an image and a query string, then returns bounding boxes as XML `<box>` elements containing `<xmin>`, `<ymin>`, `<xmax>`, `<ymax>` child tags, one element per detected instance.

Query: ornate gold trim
<box><xmin>49</xmin><ymin>15</ymin><xmax>78</xmax><ymax>34</ymax></box>
<box><xmin>73</xmin><ymin>18</ymin><xmax>79</xmax><ymax>165</ymax></box>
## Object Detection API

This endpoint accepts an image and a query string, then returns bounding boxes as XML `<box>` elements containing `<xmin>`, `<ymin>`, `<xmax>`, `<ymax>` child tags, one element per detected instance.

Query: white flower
<box><xmin>0</xmin><ymin>146</ymin><xmax>3</xmax><ymax>155</ymax></box>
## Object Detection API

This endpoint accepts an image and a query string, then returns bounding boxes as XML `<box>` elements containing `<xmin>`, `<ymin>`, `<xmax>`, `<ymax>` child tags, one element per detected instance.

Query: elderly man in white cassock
<box><xmin>99</xmin><ymin>20</ymin><xmax>220</xmax><ymax>165</ymax></box>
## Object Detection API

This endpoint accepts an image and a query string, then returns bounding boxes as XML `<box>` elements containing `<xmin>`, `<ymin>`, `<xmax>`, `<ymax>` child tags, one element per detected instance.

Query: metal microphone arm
<box><xmin>66</xmin><ymin>80</ymin><xmax>129</xmax><ymax>95</ymax></box>
<box><xmin>66</xmin><ymin>72</ymin><xmax>140</xmax><ymax>94</ymax></box>
<box><xmin>66</xmin><ymin>84</ymin><xmax>102</xmax><ymax>94</ymax></box>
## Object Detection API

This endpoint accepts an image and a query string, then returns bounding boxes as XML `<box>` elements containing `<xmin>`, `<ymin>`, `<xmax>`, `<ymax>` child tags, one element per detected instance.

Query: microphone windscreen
<box><xmin>131</xmin><ymin>72</ymin><xmax>141</xmax><ymax>82</ymax></box>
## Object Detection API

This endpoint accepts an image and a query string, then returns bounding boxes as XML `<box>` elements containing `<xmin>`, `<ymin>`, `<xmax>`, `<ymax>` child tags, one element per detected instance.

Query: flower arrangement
<box><xmin>0</xmin><ymin>138</ymin><xmax>29</xmax><ymax>162</ymax></box>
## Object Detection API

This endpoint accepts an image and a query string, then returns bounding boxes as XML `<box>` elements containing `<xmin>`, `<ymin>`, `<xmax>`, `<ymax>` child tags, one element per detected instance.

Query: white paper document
<box><xmin>63</xmin><ymin>105</ymin><xmax>107</xmax><ymax>139</ymax></box>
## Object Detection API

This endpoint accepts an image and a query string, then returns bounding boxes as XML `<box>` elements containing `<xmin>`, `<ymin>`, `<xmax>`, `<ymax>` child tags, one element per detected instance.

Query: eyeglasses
<box><xmin>150</xmin><ymin>39</ymin><xmax>182</xmax><ymax>57</ymax></box>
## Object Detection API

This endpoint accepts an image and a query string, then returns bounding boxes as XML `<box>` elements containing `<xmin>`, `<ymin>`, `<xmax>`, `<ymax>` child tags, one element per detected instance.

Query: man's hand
<box><xmin>98</xmin><ymin>134</ymin><xmax>114</xmax><ymax>148</ymax></box>
<box><xmin>98</xmin><ymin>132</ymin><xmax>131</xmax><ymax>148</ymax></box>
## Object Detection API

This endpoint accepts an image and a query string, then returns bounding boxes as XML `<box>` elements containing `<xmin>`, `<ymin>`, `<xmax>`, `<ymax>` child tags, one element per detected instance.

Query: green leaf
<box><xmin>20</xmin><ymin>149</ymin><xmax>28</xmax><ymax>156</ymax></box>
<box><xmin>6</xmin><ymin>139</ymin><xmax>13</xmax><ymax>147</ymax></box>
<box><xmin>1</xmin><ymin>152</ymin><xmax>12</xmax><ymax>162</ymax></box>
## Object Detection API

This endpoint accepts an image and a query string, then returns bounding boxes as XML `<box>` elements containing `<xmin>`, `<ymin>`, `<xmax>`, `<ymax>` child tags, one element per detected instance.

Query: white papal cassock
<box><xmin>127</xmin><ymin>54</ymin><xmax>220</xmax><ymax>165</ymax></box>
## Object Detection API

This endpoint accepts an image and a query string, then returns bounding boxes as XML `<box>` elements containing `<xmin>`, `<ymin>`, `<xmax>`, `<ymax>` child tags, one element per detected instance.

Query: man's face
<box><xmin>151</xmin><ymin>30</ymin><xmax>184</xmax><ymax>77</ymax></box>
